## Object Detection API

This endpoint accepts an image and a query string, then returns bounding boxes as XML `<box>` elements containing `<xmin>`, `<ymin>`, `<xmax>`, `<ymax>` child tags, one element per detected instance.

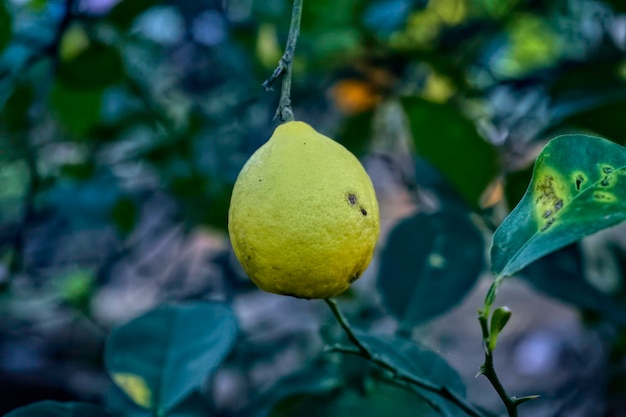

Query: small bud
<box><xmin>488</xmin><ymin>306</ymin><xmax>512</xmax><ymax>351</ymax></box>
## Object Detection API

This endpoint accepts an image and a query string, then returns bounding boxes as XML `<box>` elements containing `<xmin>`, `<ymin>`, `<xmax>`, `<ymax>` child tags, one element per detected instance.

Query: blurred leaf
<box><xmin>492</xmin><ymin>134</ymin><xmax>626</xmax><ymax>276</ymax></box>
<box><xmin>604</xmin><ymin>0</ymin><xmax>626</xmax><ymax>12</ymax></box>
<box><xmin>57</xmin><ymin>42</ymin><xmax>125</xmax><ymax>90</ymax></box>
<box><xmin>550</xmin><ymin>60</ymin><xmax>625</xmax><ymax>96</ymax></box>
<box><xmin>559</xmin><ymin>98</ymin><xmax>626</xmax><ymax>144</ymax></box>
<box><xmin>269</xmin><ymin>378</ymin><xmax>443</xmax><ymax>417</ymax></box>
<box><xmin>0</xmin><ymin>160</ymin><xmax>28</xmax><ymax>224</ymax></box>
<box><xmin>2</xmin><ymin>82</ymin><xmax>34</xmax><ymax>132</ymax></box>
<box><xmin>414</xmin><ymin>158</ymin><xmax>466</xmax><ymax>206</ymax></box>
<box><xmin>356</xmin><ymin>333</ymin><xmax>467</xmax><ymax>417</ymax></box>
<box><xmin>0</xmin><ymin>0</ymin><xmax>11</xmax><ymax>53</ymax></box>
<box><xmin>379</xmin><ymin>210</ymin><xmax>484</xmax><ymax>327</ymax></box>
<box><xmin>504</xmin><ymin>164</ymin><xmax>533</xmax><ymax>210</ymax></box>
<box><xmin>402</xmin><ymin>97</ymin><xmax>498</xmax><ymax>208</ymax></box>
<box><xmin>106</xmin><ymin>384</ymin><xmax>211</xmax><ymax>417</ymax></box>
<box><xmin>0</xmin><ymin>160</ymin><xmax>28</xmax><ymax>201</ymax></box>
<box><xmin>58</xmin><ymin>268</ymin><xmax>94</xmax><ymax>313</ymax></box>
<box><xmin>106</xmin><ymin>0</ymin><xmax>162</xmax><ymax>30</ymax></box>
<box><xmin>170</xmin><ymin>174</ymin><xmax>233</xmax><ymax>230</ymax></box>
<box><xmin>4</xmin><ymin>401</ymin><xmax>110</xmax><ymax>417</ymax></box>
<box><xmin>299</xmin><ymin>0</ymin><xmax>365</xmax><ymax>59</ymax></box>
<box><xmin>335</xmin><ymin>109</ymin><xmax>374</xmax><ymax>157</ymax></box>
<box><xmin>60</xmin><ymin>162</ymin><xmax>95</xmax><ymax>180</ymax></box>
<box><xmin>105</xmin><ymin>302</ymin><xmax>238</xmax><ymax>415</ymax></box>
<box><xmin>521</xmin><ymin>244</ymin><xmax>626</xmax><ymax>325</ymax></box>
<box><xmin>110</xmin><ymin>196</ymin><xmax>138</xmax><ymax>234</ymax></box>
<box><xmin>44</xmin><ymin>176</ymin><xmax>120</xmax><ymax>228</ymax></box>
<box><xmin>59</xmin><ymin>24</ymin><xmax>90</xmax><ymax>61</ymax></box>
<box><xmin>300</xmin><ymin>0</ymin><xmax>365</xmax><ymax>33</ymax></box>
<box><xmin>49</xmin><ymin>82</ymin><xmax>102</xmax><ymax>136</ymax></box>
<box><xmin>249</xmin><ymin>366</ymin><xmax>343</xmax><ymax>417</ymax></box>
<box><xmin>363</xmin><ymin>0</ymin><xmax>416</xmax><ymax>37</ymax></box>
<box><xmin>497</xmin><ymin>14</ymin><xmax>559</xmax><ymax>77</ymax></box>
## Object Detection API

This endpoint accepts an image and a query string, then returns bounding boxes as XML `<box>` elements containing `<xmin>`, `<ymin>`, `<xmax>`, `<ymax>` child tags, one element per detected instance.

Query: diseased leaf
<box><xmin>492</xmin><ymin>134</ymin><xmax>626</xmax><ymax>276</ymax></box>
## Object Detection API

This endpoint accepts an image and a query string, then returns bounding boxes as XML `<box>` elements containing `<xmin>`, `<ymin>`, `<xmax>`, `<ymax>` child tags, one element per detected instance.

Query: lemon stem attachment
<box><xmin>324</xmin><ymin>298</ymin><xmax>486</xmax><ymax>417</ymax></box>
<box><xmin>262</xmin><ymin>0</ymin><xmax>303</xmax><ymax>122</ymax></box>
<box><xmin>324</xmin><ymin>298</ymin><xmax>371</xmax><ymax>358</ymax></box>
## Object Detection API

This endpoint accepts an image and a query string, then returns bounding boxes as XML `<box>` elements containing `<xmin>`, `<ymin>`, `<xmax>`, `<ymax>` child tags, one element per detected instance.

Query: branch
<box><xmin>324</xmin><ymin>299</ymin><xmax>486</xmax><ymax>417</ymax></box>
<box><xmin>477</xmin><ymin>276</ymin><xmax>538</xmax><ymax>416</ymax></box>
<box><xmin>262</xmin><ymin>0</ymin><xmax>303</xmax><ymax>122</ymax></box>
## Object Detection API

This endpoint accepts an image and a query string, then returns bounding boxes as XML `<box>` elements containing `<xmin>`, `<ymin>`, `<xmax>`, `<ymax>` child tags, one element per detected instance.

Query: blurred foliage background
<box><xmin>2</xmin><ymin>0</ymin><xmax>626</xmax><ymax>416</ymax></box>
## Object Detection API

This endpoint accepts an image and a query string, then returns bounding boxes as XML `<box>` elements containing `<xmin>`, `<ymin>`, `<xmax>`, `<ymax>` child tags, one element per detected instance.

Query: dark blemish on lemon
<box><xmin>258</xmin><ymin>179</ymin><xmax>262</xmax><ymax>182</ymax></box>
<box><xmin>540</xmin><ymin>217</ymin><xmax>555</xmax><ymax>232</ymax></box>
<box><xmin>348</xmin><ymin>273</ymin><xmax>360</xmax><ymax>284</ymax></box>
<box><xmin>347</xmin><ymin>193</ymin><xmax>357</xmax><ymax>205</ymax></box>
<box><xmin>575</xmin><ymin>174</ymin><xmax>585</xmax><ymax>191</ymax></box>
<box><xmin>602</xmin><ymin>166</ymin><xmax>614</xmax><ymax>174</ymax></box>
<box><xmin>360</xmin><ymin>207</ymin><xmax>367</xmax><ymax>216</ymax></box>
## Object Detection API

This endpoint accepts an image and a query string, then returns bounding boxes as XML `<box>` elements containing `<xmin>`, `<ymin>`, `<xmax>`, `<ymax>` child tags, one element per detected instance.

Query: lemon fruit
<box><xmin>228</xmin><ymin>121</ymin><xmax>380</xmax><ymax>299</ymax></box>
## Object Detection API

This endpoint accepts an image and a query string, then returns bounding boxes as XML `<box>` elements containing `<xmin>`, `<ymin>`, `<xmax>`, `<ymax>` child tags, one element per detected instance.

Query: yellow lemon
<box><xmin>228</xmin><ymin>121</ymin><xmax>380</xmax><ymax>299</ymax></box>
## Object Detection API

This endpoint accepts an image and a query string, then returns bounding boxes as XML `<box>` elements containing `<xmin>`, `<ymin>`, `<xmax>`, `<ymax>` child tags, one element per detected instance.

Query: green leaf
<box><xmin>378</xmin><ymin>210</ymin><xmax>484</xmax><ymax>326</ymax></box>
<box><xmin>106</xmin><ymin>0</ymin><xmax>162</xmax><ymax>30</ymax></box>
<box><xmin>269</xmin><ymin>379</ymin><xmax>443</xmax><ymax>417</ymax></box>
<box><xmin>4</xmin><ymin>401</ymin><xmax>110</xmax><ymax>417</ymax></box>
<box><xmin>2</xmin><ymin>82</ymin><xmax>34</xmax><ymax>132</ymax></box>
<box><xmin>335</xmin><ymin>109</ymin><xmax>374</xmax><ymax>157</ymax></box>
<box><xmin>105</xmin><ymin>301</ymin><xmax>238</xmax><ymax>415</ymax></box>
<box><xmin>561</xmin><ymin>98</ymin><xmax>626</xmax><ymax>145</ymax></box>
<box><xmin>248</xmin><ymin>366</ymin><xmax>343</xmax><ymax>417</ymax></box>
<box><xmin>0</xmin><ymin>0</ymin><xmax>11</xmax><ymax>53</ymax></box>
<box><xmin>60</xmin><ymin>162</ymin><xmax>95</xmax><ymax>180</ymax></box>
<box><xmin>356</xmin><ymin>333</ymin><xmax>467</xmax><ymax>417</ymax></box>
<box><xmin>488</xmin><ymin>306</ymin><xmax>511</xmax><ymax>351</ymax></box>
<box><xmin>49</xmin><ymin>82</ymin><xmax>103</xmax><ymax>136</ymax></box>
<box><xmin>491</xmin><ymin>134</ymin><xmax>626</xmax><ymax>276</ymax></box>
<box><xmin>57</xmin><ymin>42</ymin><xmax>125</xmax><ymax>89</ymax></box>
<box><xmin>402</xmin><ymin>97</ymin><xmax>498</xmax><ymax>208</ymax></box>
<box><xmin>110</xmin><ymin>196</ymin><xmax>138</xmax><ymax>234</ymax></box>
<box><xmin>106</xmin><ymin>385</ymin><xmax>211</xmax><ymax>417</ymax></box>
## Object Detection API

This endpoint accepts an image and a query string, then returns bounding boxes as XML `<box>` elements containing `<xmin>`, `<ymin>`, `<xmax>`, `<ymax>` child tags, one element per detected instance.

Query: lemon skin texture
<box><xmin>228</xmin><ymin>121</ymin><xmax>380</xmax><ymax>299</ymax></box>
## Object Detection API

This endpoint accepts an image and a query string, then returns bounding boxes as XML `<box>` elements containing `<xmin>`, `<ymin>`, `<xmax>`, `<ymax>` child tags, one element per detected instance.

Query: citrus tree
<box><xmin>2</xmin><ymin>0</ymin><xmax>626</xmax><ymax>416</ymax></box>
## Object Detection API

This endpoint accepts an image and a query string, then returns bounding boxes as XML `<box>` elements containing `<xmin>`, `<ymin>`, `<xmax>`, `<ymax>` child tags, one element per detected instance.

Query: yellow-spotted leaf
<box><xmin>111</xmin><ymin>373</ymin><xmax>152</xmax><ymax>409</ymax></box>
<box><xmin>105</xmin><ymin>302</ymin><xmax>237</xmax><ymax>415</ymax></box>
<box><xmin>492</xmin><ymin>134</ymin><xmax>626</xmax><ymax>276</ymax></box>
